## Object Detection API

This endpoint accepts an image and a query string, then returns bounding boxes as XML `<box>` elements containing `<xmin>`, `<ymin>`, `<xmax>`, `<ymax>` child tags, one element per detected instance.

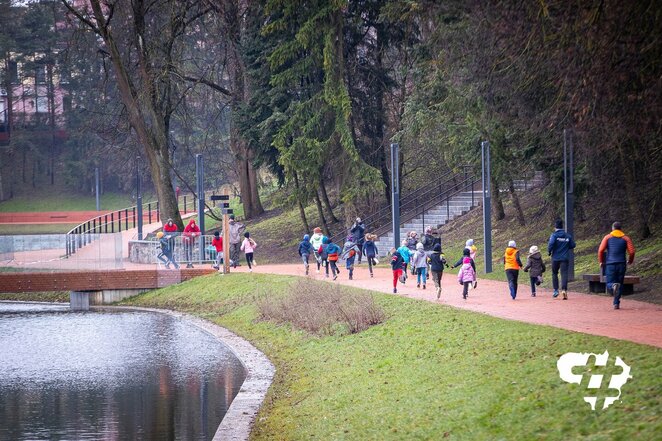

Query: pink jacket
<box><xmin>457</xmin><ymin>260</ymin><xmax>476</xmax><ymax>283</ymax></box>
<box><xmin>241</xmin><ymin>238</ymin><xmax>257</xmax><ymax>253</ymax></box>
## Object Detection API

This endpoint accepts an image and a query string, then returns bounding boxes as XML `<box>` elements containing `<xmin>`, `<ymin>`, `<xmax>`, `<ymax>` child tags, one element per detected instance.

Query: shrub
<box><xmin>257</xmin><ymin>279</ymin><xmax>385</xmax><ymax>335</ymax></box>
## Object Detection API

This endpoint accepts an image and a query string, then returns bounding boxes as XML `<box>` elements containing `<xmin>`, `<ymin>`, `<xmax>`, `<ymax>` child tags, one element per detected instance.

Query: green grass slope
<box><xmin>124</xmin><ymin>273</ymin><xmax>661</xmax><ymax>440</ymax></box>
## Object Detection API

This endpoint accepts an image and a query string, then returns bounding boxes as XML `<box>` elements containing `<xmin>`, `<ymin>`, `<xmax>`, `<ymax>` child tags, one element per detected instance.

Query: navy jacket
<box><xmin>298</xmin><ymin>240</ymin><xmax>314</xmax><ymax>256</ymax></box>
<box><xmin>362</xmin><ymin>240</ymin><xmax>378</xmax><ymax>257</ymax></box>
<box><xmin>390</xmin><ymin>251</ymin><xmax>404</xmax><ymax>270</ymax></box>
<box><xmin>428</xmin><ymin>252</ymin><xmax>448</xmax><ymax>272</ymax></box>
<box><xmin>547</xmin><ymin>229</ymin><xmax>576</xmax><ymax>261</ymax></box>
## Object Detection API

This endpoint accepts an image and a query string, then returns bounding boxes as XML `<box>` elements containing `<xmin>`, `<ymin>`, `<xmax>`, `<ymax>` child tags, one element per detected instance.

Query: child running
<box><xmin>451</xmin><ymin>248</ymin><xmax>477</xmax><ymax>288</ymax></box>
<box><xmin>298</xmin><ymin>234</ymin><xmax>314</xmax><ymax>275</ymax></box>
<box><xmin>341</xmin><ymin>235</ymin><xmax>361</xmax><ymax>280</ymax></box>
<box><xmin>397</xmin><ymin>239</ymin><xmax>412</xmax><ymax>283</ymax></box>
<box><xmin>326</xmin><ymin>238</ymin><xmax>342</xmax><ymax>280</ymax></box>
<box><xmin>156</xmin><ymin>231</ymin><xmax>179</xmax><ymax>269</ymax></box>
<box><xmin>310</xmin><ymin>227</ymin><xmax>325</xmax><ymax>274</ymax></box>
<box><xmin>428</xmin><ymin>243</ymin><xmax>448</xmax><ymax>299</ymax></box>
<box><xmin>523</xmin><ymin>245</ymin><xmax>546</xmax><ymax>297</ymax></box>
<box><xmin>412</xmin><ymin>242</ymin><xmax>428</xmax><ymax>289</ymax></box>
<box><xmin>504</xmin><ymin>240</ymin><xmax>523</xmax><ymax>299</ymax></box>
<box><xmin>457</xmin><ymin>257</ymin><xmax>476</xmax><ymax>300</ymax></box>
<box><xmin>211</xmin><ymin>231</ymin><xmax>224</xmax><ymax>272</ymax></box>
<box><xmin>390</xmin><ymin>247</ymin><xmax>405</xmax><ymax>294</ymax></box>
<box><xmin>362</xmin><ymin>233</ymin><xmax>379</xmax><ymax>278</ymax></box>
<box><xmin>240</xmin><ymin>232</ymin><xmax>257</xmax><ymax>272</ymax></box>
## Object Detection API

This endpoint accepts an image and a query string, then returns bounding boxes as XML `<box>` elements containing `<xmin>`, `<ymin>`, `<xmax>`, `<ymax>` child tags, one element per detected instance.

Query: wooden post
<box><xmin>222</xmin><ymin>188</ymin><xmax>231</xmax><ymax>274</ymax></box>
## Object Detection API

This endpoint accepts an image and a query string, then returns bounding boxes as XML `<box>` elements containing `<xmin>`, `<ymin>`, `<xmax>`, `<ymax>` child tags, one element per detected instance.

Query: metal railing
<box><xmin>331</xmin><ymin>166</ymin><xmax>475</xmax><ymax>244</ymax></box>
<box><xmin>150</xmin><ymin>234</ymin><xmax>220</xmax><ymax>265</ymax></box>
<box><xmin>66</xmin><ymin>200</ymin><xmax>160</xmax><ymax>257</ymax></box>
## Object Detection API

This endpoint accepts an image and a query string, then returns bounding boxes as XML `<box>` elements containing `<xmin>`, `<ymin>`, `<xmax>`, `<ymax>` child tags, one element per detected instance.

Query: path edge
<box><xmin>98</xmin><ymin>305</ymin><xmax>275</xmax><ymax>441</ymax></box>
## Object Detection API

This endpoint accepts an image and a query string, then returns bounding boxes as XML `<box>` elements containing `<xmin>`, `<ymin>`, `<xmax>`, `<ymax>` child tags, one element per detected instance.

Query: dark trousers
<box><xmin>230</xmin><ymin>243</ymin><xmax>241</xmax><ymax>266</ymax></box>
<box><xmin>366</xmin><ymin>256</ymin><xmax>376</xmax><ymax>274</ymax></box>
<box><xmin>245</xmin><ymin>252</ymin><xmax>254</xmax><ymax>269</ymax></box>
<box><xmin>430</xmin><ymin>270</ymin><xmax>443</xmax><ymax>289</ymax></box>
<box><xmin>552</xmin><ymin>260</ymin><xmax>568</xmax><ymax>291</ymax></box>
<box><xmin>462</xmin><ymin>281</ymin><xmax>471</xmax><ymax>298</ymax></box>
<box><xmin>529</xmin><ymin>277</ymin><xmax>537</xmax><ymax>295</ymax></box>
<box><xmin>506</xmin><ymin>269</ymin><xmax>519</xmax><ymax>299</ymax></box>
<box><xmin>605</xmin><ymin>262</ymin><xmax>626</xmax><ymax>306</ymax></box>
<box><xmin>329</xmin><ymin>260</ymin><xmax>339</xmax><ymax>277</ymax></box>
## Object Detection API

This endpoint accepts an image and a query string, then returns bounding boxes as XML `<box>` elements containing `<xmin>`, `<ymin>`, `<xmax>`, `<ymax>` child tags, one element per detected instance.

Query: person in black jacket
<box><xmin>428</xmin><ymin>243</ymin><xmax>448</xmax><ymax>300</ymax></box>
<box><xmin>350</xmin><ymin>218</ymin><xmax>366</xmax><ymax>263</ymax></box>
<box><xmin>390</xmin><ymin>248</ymin><xmax>405</xmax><ymax>294</ymax></box>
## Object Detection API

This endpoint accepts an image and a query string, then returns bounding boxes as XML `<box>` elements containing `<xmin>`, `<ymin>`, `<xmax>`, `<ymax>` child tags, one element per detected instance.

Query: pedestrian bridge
<box><xmin>0</xmin><ymin>268</ymin><xmax>214</xmax><ymax>310</ymax></box>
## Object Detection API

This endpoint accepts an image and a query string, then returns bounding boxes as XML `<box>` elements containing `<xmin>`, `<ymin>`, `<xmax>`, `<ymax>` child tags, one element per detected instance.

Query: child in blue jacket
<box><xmin>298</xmin><ymin>234</ymin><xmax>314</xmax><ymax>275</ymax></box>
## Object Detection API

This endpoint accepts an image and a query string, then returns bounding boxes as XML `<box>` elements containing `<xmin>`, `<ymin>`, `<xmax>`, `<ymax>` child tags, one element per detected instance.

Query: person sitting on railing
<box><xmin>183</xmin><ymin>218</ymin><xmax>201</xmax><ymax>268</ymax></box>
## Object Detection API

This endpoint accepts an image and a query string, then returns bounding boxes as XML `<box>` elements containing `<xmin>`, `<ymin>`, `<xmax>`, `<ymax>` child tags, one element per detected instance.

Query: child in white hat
<box><xmin>523</xmin><ymin>245</ymin><xmax>546</xmax><ymax>297</ymax></box>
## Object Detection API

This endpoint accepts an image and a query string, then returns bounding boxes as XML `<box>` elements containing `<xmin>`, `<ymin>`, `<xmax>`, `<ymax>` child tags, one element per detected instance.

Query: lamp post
<box><xmin>136</xmin><ymin>158</ymin><xmax>143</xmax><ymax>240</ymax></box>
<box><xmin>390</xmin><ymin>143</ymin><xmax>400</xmax><ymax>248</ymax></box>
<box><xmin>481</xmin><ymin>141</ymin><xmax>493</xmax><ymax>274</ymax></box>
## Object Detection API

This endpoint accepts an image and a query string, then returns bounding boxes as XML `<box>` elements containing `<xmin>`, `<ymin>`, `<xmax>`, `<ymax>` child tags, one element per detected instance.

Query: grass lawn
<box><xmin>0</xmin><ymin>223</ymin><xmax>78</xmax><ymax>235</ymax></box>
<box><xmin>0</xmin><ymin>191</ymin><xmax>156</xmax><ymax>213</ymax></box>
<box><xmin>123</xmin><ymin>273</ymin><xmax>661</xmax><ymax>440</ymax></box>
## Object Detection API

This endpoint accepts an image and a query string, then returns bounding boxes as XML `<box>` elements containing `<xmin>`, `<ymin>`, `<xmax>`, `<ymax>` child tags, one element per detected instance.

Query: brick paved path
<box><xmin>230</xmin><ymin>262</ymin><xmax>662</xmax><ymax>348</ymax></box>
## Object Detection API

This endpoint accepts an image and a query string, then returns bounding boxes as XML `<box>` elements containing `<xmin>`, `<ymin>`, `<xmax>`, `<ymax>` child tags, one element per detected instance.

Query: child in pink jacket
<box><xmin>240</xmin><ymin>231</ymin><xmax>257</xmax><ymax>272</ymax></box>
<box><xmin>457</xmin><ymin>257</ymin><xmax>476</xmax><ymax>300</ymax></box>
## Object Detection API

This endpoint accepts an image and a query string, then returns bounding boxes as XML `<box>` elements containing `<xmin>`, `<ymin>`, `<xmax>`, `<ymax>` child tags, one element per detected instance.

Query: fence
<box><xmin>130</xmin><ymin>234</ymin><xmax>221</xmax><ymax>266</ymax></box>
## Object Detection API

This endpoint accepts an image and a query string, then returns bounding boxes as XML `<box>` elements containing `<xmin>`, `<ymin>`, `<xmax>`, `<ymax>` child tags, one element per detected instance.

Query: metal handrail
<box><xmin>331</xmin><ymin>166</ymin><xmax>473</xmax><ymax>244</ymax></box>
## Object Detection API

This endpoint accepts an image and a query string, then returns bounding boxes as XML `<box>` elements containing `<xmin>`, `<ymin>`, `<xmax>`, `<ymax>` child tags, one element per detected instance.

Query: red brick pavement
<box><xmin>229</xmin><ymin>262</ymin><xmax>662</xmax><ymax>348</ymax></box>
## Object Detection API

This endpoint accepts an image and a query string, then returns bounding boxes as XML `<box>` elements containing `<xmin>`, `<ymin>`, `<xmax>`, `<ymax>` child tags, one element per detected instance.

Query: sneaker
<box><xmin>436</xmin><ymin>287</ymin><xmax>441</xmax><ymax>299</ymax></box>
<box><xmin>316</xmin><ymin>269</ymin><xmax>320</xmax><ymax>274</ymax></box>
<box><xmin>374</xmin><ymin>258</ymin><xmax>379</xmax><ymax>265</ymax></box>
<box><xmin>305</xmin><ymin>268</ymin><xmax>309</xmax><ymax>275</ymax></box>
<box><xmin>473</xmin><ymin>281</ymin><xmax>478</xmax><ymax>289</ymax></box>
<box><xmin>553</xmin><ymin>290</ymin><xmax>559</xmax><ymax>298</ymax></box>
<box><xmin>417</xmin><ymin>283</ymin><xmax>420</xmax><ymax>288</ymax></box>
<box><xmin>249</xmin><ymin>268</ymin><xmax>253</xmax><ymax>273</ymax></box>
<box><xmin>252</xmin><ymin>260</ymin><xmax>257</xmax><ymax>267</ymax></box>
<box><xmin>333</xmin><ymin>275</ymin><xmax>338</xmax><ymax>280</ymax></box>
<box><xmin>562</xmin><ymin>290</ymin><xmax>567</xmax><ymax>300</ymax></box>
<box><xmin>612</xmin><ymin>283</ymin><xmax>620</xmax><ymax>296</ymax></box>
<box><xmin>212</xmin><ymin>265</ymin><xmax>219</xmax><ymax>270</ymax></box>
<box><xmin>186</xmin><ymin>263</ymin><xmax>193</xmax><ymax>268</ymax></box>
<box><xmin>165</xmin><ymin>263</ymin><xmax>170</xmax><ymax>269</ymax></box>
<box><xmin>349</xmin><ymin>275</ymin><xmax>353</xmax><ymax>280</ymax></box>
<box><xmin>423</xmin><ymin>285</ymin><xmax>426</xmax><ymax>290</ymax></box>
<box><xmin>463</xmin><ymin>294</ymin><xmax>467</xmax><ymax>300</ymax></box>
<box><xmin>531</xmin><ymin>293</ymin><xmax>536</xmax><ymax>297</ymax></box>
<box><xmin>370</xmin><ymin>273</ymin><xmax>374</xmax><ymax>278</ymax></box>
<box><xmin>614</xmin><ymin>304</ymin><xmax>620</xmax><ymax>310</ymax></box>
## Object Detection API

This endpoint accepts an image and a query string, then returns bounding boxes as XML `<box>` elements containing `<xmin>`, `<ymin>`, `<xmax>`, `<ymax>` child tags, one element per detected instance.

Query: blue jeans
<box><xmin>605</xmin><ymin>262</ymin><xmax>626</xmax><ymax>306</ymax></box>
<box><xmin>416</xmin><ymin>267</ymin><xmax>427</xmax><ymax>285</ymax></box>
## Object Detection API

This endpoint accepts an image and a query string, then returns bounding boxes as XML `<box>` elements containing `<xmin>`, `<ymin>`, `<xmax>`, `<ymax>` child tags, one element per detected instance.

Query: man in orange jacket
<box><xmin>598</xmin><ymin>222</ymin><xmax>635</xmax><ymax>310</ymax></box>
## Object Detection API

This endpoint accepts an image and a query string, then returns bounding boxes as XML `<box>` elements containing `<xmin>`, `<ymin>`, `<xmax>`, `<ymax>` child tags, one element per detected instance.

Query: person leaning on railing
<box><xmin>183</xmin><ymin>219</ymin><xmax>201</xmax><ymax>268</ymax></box>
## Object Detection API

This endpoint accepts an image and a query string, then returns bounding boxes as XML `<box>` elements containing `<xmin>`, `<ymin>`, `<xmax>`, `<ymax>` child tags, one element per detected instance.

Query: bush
<box><xmin>258</xmin><ymin>279</ymin><xmax>385</xmax><ymax>335</ymax></box>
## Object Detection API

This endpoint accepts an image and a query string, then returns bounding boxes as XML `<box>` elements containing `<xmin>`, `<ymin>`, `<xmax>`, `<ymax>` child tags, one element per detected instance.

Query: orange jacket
<box><xmin>504</xmin><ymin>247</ymin><xmax>522</xmax><ymax>270</ymax></box>
<box><xmin>598</xmin><ymin>230</ymin><xmax>635</xmax><ymax>265</ymax></box>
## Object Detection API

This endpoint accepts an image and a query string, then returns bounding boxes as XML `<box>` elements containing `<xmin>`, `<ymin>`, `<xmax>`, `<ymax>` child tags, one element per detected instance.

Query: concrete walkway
<box><xmin>228</xmin><ymin>262</ymin><xmax>662</xmax><ymax>349</ymax></box>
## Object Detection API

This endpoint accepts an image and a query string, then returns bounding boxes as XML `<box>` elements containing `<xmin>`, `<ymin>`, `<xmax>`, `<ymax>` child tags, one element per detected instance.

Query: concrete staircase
<box><xmin>374</xmin><ymin>191</ymin><xmax>480</xmax><ymax>256</ymax></box>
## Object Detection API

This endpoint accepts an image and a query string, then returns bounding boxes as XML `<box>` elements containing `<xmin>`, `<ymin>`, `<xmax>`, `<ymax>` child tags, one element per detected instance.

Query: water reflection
<box><xmin>0</xmin><ymin>303</ymin><xmax>246</xmax><ymax>440</ymax></box>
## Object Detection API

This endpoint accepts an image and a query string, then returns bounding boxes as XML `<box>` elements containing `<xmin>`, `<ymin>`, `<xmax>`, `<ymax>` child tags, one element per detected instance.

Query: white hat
<box><xmin>508</xmin><ymin>240</ymin><xmax>517</xmax><ymax>248</ymax></box>
<box><xmin>529</xmin><ymin>245</ymin><xmax>539</xmax><ymax>255</ymax></box>
<box><xmin>416</xmin><ymin>242</ymin><xmax>424</xmax><ymax>250</ymax></box>
<box><xmin>466</xmin><ymin>239</ymin><xmax>474</xmax><ymax>247</ymax></box>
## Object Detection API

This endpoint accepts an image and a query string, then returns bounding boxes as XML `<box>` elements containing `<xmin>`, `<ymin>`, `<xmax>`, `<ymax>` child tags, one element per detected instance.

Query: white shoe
<box><xmin>252</xmin><ymin>260</ymin><xmax>257</xmax><ymax>267</ymax></box>
<box><xmin>249</xmin><ymin>268</ymin><xmax>253</xmax><ymax>272</ymax></box>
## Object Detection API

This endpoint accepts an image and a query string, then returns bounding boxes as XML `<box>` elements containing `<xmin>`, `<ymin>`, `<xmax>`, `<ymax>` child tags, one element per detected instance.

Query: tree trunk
<box><xmin>314</xmin><ymin>191</ymin><xmax>330</xmax><ymax>236</ymax></box>
<box><xmin>319</xmin><ymin>177</ymin><xmax>338</xmax><ymax>223</ymax></box>
<box><xmin>508</xmin><ymin>179</ymin><xmax>526</xmax><ymax>226</ymax></box>
<box><xmin>492</xmin><ymin>177</ymin><xmax>505</xmax><ymax>220</ymax></box>
<box><xmin>293</xmin><ymin>172</ymin><xmax>309</xmax><ymax>232</ymax></box>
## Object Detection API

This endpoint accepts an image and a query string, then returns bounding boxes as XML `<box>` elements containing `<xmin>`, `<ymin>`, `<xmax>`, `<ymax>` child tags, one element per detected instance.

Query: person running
<box><xmin>547</xmin><ymin>219</ymin><xmax>576</xmax><ymax>300</ymax></box>
<box><xmin>397</xmin><ymin>239</ymin><xmax>412</xmax><ymax>283</ymax></box>
<box><xmin>428</xmin><ymin>243</ymin><xmax>448</xmax><ymax>299</ymax></box>
<box><xmin>211</xmin><ymin>231</ymin><xmax>224</xmax><ymax>271</ymax></box>
<box><xmin>451</xmin><ymin>248</ymin><xmax>477</xmax><ymax>288</ymax></box>
<box><xmin>298</xmin><ymin>234</ymin><xmax>314</xmax><ymax>275</ymax></box>
<box><xmin>326</xmin><ymin>238</ymin><xmax>342</xmax><ymax>280</ymax></box>
<box><xmin>310</xmin><ymin>227</ymin><xmax>325</xmax><ymax>274</ymax></box>
<box><xmin>240</xmin><ymin>231</ymin><xmax>257</xmax><ymax>272</ymax></box>
<box><xmin>228</xmin><ymin>214</ymin><xmax>246</xmax><ymax>268</ymax></box>
<box><xmin>362</xmin><ymin>233</ymin><xmax>379</xmax><ymax>278</ymax></box>
<box><xmin>390</xmin><ymin>247</ymin><xmax>405</xmax><ymax>294</ymax></box>
<box><xmin>598</xmin><ymin>222</ymin><xmax>635</xmax><ymax>310</ymax></box>
<box><xmin>504</xmin><ymin>240</ymin><xmax>523</xmax><ymax>300</ymax></box>
<box><xmin>412</xmin><ymin>242</ymin><xmax>428</xmax><ymax>289</ymax></box>
<box><xmin>421</xmin><ymin>226</ymin><xmax>439</xmax><ymax>280</ymax></box>
<box><xmin>341</xmin><ymin>235</ymin><xmax>361</xmax><ymax>280</ymax></box>
<box><xmin>523</xmin><ymin>245</ymin><xmax>545</xmax><ymax>297</ymax></box>
<box><xmin>182</xmin><ymin>218</ymin><xmax>201</xmax><ymax>268</ymax></box>
<box><xmin>156</xmin><ymin>231</ymin><xmax>179</xmax><ymax>269</ymax></box>
<box><xmin>457</xmin><ymin>257</ymin><xmax>476</xmax><ymax>300</ymax></box>
<box><xmin>350</xmin><ymin>217</ymin><xmax>366</xmax><ymax>263</ymax></box>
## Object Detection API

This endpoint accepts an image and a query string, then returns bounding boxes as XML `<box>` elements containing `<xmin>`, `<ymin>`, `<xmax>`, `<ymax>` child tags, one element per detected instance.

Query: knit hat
<box><xmin>433</xmin><ymin>243</ymin><xmax>441</xmax><ymax>252</ymax></box>
<box><xmin>303</xmin><ymin>234</ymin><xmax>310</xmax><ymax>241</ymax></box>
<box><xmin>356</xmin><ymin>217</ymin><xmax>362</xmax><ymax>223</ymax></box>
<box><xmin>214</xmin><ymin>231</ymin><xmax>220</xmax><ymax>237</ymax></box>
<box><xmin>189</xmin><ymin>218</ymin><xmax>196</xmax><ymax>224</ymax></box>
<box><xmin>314</xmin><ymin>227</ymin><xmax>322</xmax><ymax>233</ymax></box>
<box><xmin>529</xmin><ymin>245</ymin><xmax>539</xmax><ymax>255</ymax></box>
<box><xmin>229</xmin><ymin>214</ymin><xmax>235</xmax><ymax>220</ymax></box>
<box><xmin>508</xmin><ymin>240</ymin><xmax>516</xmax><ymax>248</ymax></box>
<box><xmin>466</xmin><ymin>239</ymin><xmax>474</xmax><ymax>247</ymax></box>
<box><xmin>555</xmin><ymin>219</ymin><xmax>563</xmax><ymax>229</ymax></box>
<box><xmin>244</xmin><ymin>231</ymin><xmax>250</xmax><ymax>238</ymax></box>
<box><xmin>463</xmin><ymin>248</ymin><xmax>471</xmax><ymax>256</ymax></box>
<box><xmin>156</xmin><ymin>231</ymin><xmax>164</xmax><ymax>238</ymax></box>
<box><xmin>416</xmin><ymin>242</ymin><xmax>424</xmax><ymax>250</ymax></box>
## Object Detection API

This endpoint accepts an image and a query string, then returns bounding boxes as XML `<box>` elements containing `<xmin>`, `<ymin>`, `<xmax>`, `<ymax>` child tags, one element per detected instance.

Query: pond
<box><xmin>0</xmin><ymin>302</ymin><xmax>246</xmax><ymax>440</ymax></box>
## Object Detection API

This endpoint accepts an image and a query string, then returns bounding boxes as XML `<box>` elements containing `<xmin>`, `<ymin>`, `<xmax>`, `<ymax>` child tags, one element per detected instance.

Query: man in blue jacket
<box><xmin>547</xmin><ymin>219</ymin><xmax>576</xmax><ymax>300</ymax></box>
